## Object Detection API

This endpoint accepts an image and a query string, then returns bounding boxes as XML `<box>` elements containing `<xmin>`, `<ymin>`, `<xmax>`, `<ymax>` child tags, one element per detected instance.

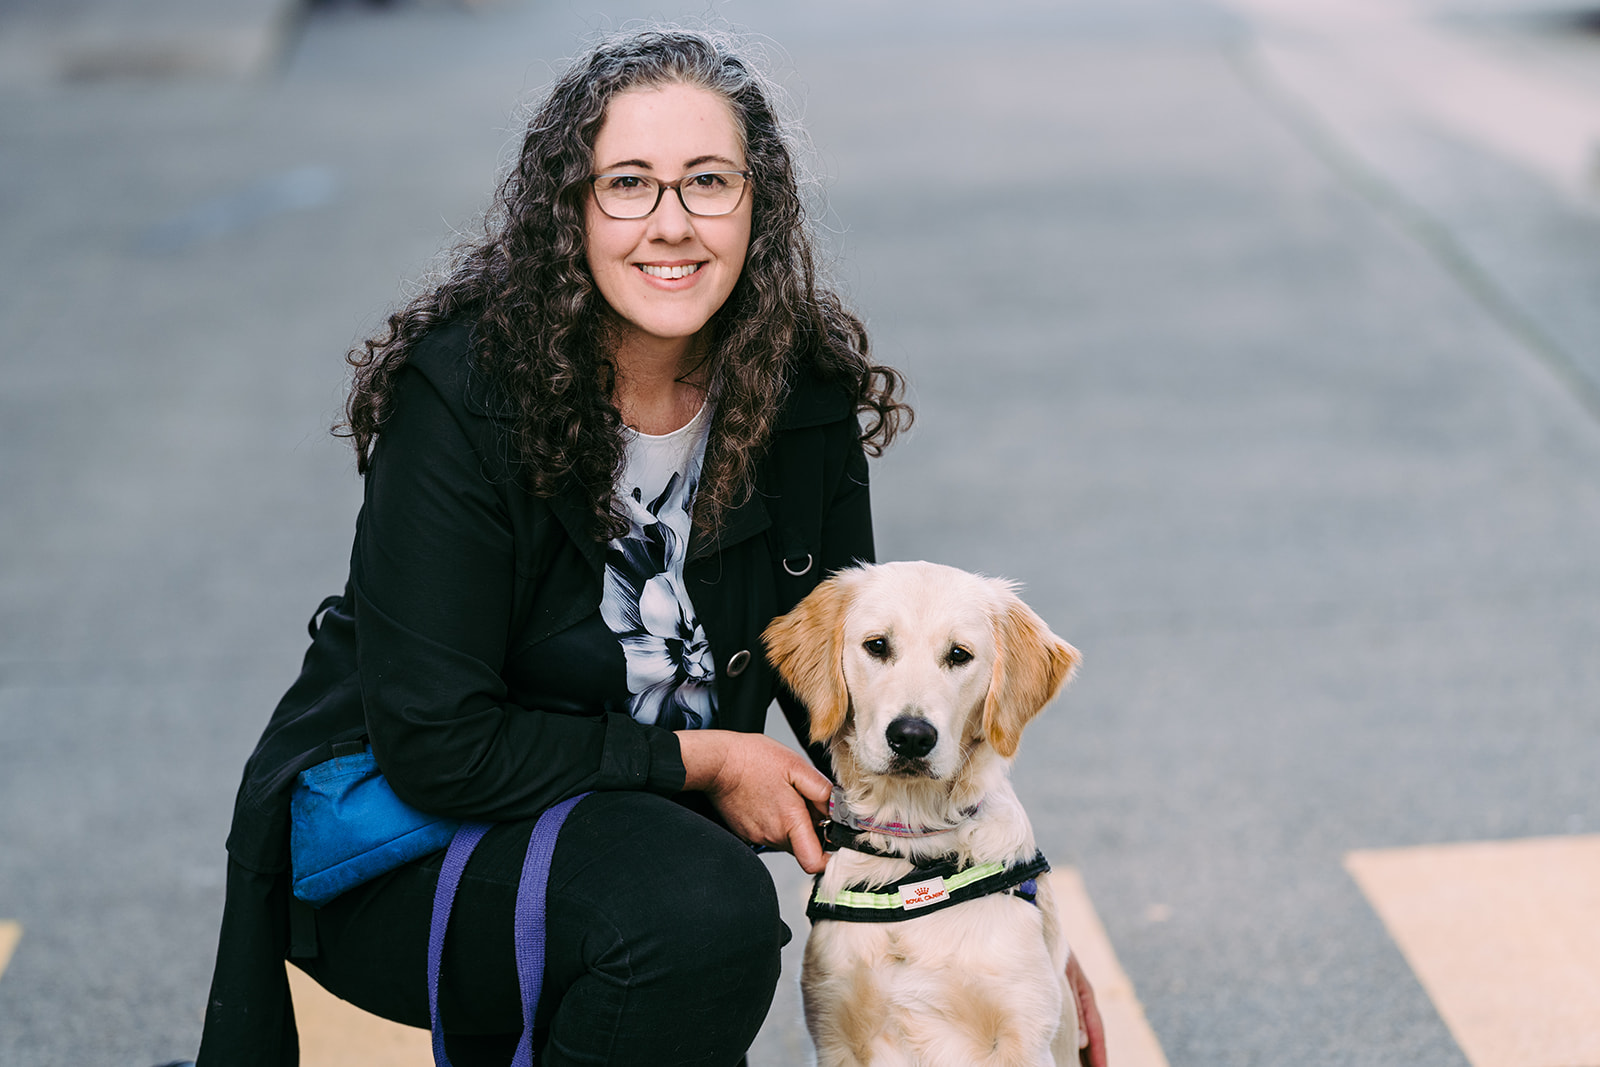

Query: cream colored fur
<box><xmin>763</xmin><ymin>561</ymin><xmax>1082</xmax><ymax>1067</ymax></box>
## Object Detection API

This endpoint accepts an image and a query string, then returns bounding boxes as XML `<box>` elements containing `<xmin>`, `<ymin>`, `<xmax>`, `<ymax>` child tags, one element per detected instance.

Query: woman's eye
<box><xmin>863</xmin><ymin>637</ymin><xmax>890</xmax><ymax>659</ymax></box>
<box><xmin>689</xmin><ymin>172</ymin><xmax>727</xmax><ymax>188</ymax></box>
<box><xmin>604</xmin><ymin>174</ymin><xmax>647</xmax><ymax>189</ymax></box>
<box><xmin>946</xmin><ymin>646</ymin><xmax>973</xmax><ymax>667</ymax></box>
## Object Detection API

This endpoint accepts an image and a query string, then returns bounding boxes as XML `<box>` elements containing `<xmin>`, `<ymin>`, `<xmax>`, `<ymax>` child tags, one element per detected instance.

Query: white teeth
<box><xmin>639</xmin><ymin>263</ymin><xmax>701</xmax><ymax>280</ymax></box>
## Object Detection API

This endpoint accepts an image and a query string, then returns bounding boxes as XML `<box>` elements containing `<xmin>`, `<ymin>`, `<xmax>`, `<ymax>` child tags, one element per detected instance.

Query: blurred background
<box><xmin>2</xmin><ymin>0</ymin><xmax>1598</xmax><ymax>1064</ymax></box>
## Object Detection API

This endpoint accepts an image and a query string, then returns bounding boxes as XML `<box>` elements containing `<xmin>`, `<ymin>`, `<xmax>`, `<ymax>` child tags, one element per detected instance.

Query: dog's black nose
<box><xmin>886</xmin><ymin>716</ymin><xmax>938</xmax><ymax>758</ymax></box>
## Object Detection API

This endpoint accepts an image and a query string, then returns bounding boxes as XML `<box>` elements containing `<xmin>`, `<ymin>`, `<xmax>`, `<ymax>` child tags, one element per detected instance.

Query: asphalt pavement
<box><xmin>2</xmin><ymin>1</ymin><xmax>1598</xmax><ymax>1064</ymax></box>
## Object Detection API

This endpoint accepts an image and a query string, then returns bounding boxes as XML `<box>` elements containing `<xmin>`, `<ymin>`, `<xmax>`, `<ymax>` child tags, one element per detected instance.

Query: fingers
<box><xmin>1066</xmin><ymin>952</ymin><xmax>1108</xmax><ymax>1067</ymax></box>
<box><xmin>791</xmin><ymin>761</ymin><xmax>834</xmax><ymax>806</ymax></box>
<box><xmin>780</xmin><ymin>751</ymin><xmax>831</xmax><ymax>872</ymax></box>
<box><xmin>772</xmin><ymin>755</ymin><xmax>829</xmax><ymax>873</ymax></box>
<box><xmin>786</xmin><ymin>810</ymin><xmax>828</xmax><ymax>874</ymax></box>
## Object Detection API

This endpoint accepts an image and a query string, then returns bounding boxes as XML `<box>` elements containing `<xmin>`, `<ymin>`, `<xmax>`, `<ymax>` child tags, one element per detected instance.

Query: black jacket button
<box><xmin>727</xmin><ymin>649</ymin><xmax>752</xmax><ymax>677</ymax></box>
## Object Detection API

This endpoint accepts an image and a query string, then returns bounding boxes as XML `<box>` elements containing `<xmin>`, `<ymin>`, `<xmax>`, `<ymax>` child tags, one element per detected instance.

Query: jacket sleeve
<box><xmin>351</xmin><ymin>359</ymin><xmax>685</xmax><ymax>821</ymax></box>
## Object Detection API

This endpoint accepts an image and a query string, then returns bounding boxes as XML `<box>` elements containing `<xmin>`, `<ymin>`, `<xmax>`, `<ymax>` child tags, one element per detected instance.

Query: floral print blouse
<box><xmin>599</xmin><ymin>404</ymin><xmax>717</xmax><ymax>731</ymax></box>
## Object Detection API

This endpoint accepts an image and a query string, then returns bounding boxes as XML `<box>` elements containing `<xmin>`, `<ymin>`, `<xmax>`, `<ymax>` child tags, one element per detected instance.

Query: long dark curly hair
<box><xmin>338</xmin><ymin>29</ymin><xmax>911</xmax><ymax>540</ymax></box>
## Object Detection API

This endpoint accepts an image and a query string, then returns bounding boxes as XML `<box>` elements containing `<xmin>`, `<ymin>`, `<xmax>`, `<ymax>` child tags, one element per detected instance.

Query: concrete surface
<box><xmin>1</xmin><ymin>0</ymin><xmax>1598</xmax><ymax>1064</ymax></box>
<box><xmin>0</xmin><ymin>0</ymin><xmax>302</xmax><ymax>84</ymax></box>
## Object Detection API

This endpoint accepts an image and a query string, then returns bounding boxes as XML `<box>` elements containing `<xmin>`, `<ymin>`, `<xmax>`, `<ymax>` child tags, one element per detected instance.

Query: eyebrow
<box><xmin>596</xmin><ymin>154</ymin><xmax>745</xmax><ymax>173</ymax></box>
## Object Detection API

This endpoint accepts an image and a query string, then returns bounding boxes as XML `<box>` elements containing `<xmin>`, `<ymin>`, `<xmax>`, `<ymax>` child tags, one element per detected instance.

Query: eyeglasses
<box><xmin>590</xmin><ymin>170</ymin><xmax>751</xmax><ymax>219</ymax></box>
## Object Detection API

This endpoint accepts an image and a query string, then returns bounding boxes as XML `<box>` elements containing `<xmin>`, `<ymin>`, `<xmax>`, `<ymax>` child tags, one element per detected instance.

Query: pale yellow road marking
<box><xmin>1055</xmin><ymin>866</ymin><xmax>1172</xmax><ymax>1067</ymax></box>
<box><xmin>288</xmin><ymin>963</ymin><xmax>430</xmax><ymax>1066</ymax></box>
<box><xmin>0</xmin><ymin>921</ymin><xmax>21</xmax><ymax>982</ymax></box>
<box><xmin>1347</xmin><ymin>835</ymin><xmax>1600</xmax><ymax>1067</ymax></box>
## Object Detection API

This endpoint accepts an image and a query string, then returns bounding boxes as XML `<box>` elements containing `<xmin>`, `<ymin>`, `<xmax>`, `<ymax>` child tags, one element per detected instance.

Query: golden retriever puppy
<box><xmin>764</xmin><ymin>561</ymin><xmax>1082</xmax><ymax>1067</ymax></box>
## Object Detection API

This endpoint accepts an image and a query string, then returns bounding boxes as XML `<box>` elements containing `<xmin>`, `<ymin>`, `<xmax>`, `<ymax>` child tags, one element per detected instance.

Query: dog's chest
<box><xmin>803</xmin><ymin>895</ymin><xmax>1067</xmax><ymax>1065</ymax></box>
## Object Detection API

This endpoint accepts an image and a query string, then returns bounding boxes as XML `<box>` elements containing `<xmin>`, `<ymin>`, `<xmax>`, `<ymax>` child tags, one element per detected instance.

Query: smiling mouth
<box><xmin>638</xmin><ymin>263</ymin><xmax>702</xmax><ymax>280</ymax></box>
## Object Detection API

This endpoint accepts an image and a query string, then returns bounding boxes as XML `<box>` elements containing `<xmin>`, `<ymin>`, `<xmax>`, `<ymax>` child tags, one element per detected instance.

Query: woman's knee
<box><xmin>661</xmin><ymin>829</ymin><xmax>785</xmax><ymax>962</ymax></box>
<box><xmin>552</xmin><ymin>792</ymin><xmax>786</xmax><ymax>975</ymax></box>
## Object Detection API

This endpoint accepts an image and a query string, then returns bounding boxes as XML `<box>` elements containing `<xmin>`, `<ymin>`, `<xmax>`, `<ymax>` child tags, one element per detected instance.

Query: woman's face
<box><xmin>585</xmin><ymin>83</ymin><xmax>753</xmax><ymax>362</ymax></box>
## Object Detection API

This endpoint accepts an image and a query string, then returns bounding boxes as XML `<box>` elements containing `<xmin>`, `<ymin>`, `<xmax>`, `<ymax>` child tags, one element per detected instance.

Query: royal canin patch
<box><xmin>898</xmin><ymin>876</ymin><xmax>950</xmax><ymax>910</ymax></box>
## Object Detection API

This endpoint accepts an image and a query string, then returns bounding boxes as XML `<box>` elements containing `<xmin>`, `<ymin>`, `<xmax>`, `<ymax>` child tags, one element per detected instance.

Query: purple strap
<box><xmin>428</xmin><ymin>821</ymin><xmax>489</xmax><ymax>1067</ymax></box>
<box><xmin>428</xmin><ymin>793</ymin><xmax>592</xmax><ymax>1067</ymax></box>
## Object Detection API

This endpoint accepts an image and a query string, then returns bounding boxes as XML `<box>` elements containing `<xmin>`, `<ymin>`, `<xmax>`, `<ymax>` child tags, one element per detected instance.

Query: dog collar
<box><xmin>821</xmin><ymin>789</ymin><xmax>981</xmax><ymax>852</ymax></box>
<box><xmin>818</xmin><ymin>819</ymin><xmax>908</xmax><ymax>858</ymax></box>
<box><xmin>806</xmin><ymin>851</ymin><xmax>1050</xmax><ymax>923</ymax></box>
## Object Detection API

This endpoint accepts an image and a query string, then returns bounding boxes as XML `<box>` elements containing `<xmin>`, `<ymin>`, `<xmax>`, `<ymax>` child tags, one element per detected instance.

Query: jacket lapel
<box><xmin>546</xmin><ymin>488</ymin><xmax>608</xmax><ymax>575</ymax></box>
<box><xmin>688</xmin><ymin>485</ymin><xmax>771</xmax><ymax>562</ymax></box>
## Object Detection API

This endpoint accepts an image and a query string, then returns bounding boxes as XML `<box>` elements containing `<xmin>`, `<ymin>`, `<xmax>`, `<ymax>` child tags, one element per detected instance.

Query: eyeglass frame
<box><xmin>589</xmin><ymin>170</ymin><xmax>753</xmax><ymax>220</ymax></box>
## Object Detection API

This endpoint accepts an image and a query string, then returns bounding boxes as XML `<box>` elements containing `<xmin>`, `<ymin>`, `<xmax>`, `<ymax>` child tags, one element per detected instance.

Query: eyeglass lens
<box><xmin>594</xmin><ymin>172</ymin><xmax>747</xmax><ymax>218</ymax></box>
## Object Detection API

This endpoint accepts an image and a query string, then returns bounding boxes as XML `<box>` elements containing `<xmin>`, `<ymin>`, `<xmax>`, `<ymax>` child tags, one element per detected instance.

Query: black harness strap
<box><xmin>806</xmin><ymin>851</ymin><xmax>1051</xmax><ymax>923</ymax></box>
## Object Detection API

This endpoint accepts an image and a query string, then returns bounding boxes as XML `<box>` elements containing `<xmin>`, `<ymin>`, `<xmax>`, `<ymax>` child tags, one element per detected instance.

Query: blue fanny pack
<box><xmin>289</xmin><ymin>743</ymin><xmax>459</xmax><ymax>907</ymax></box>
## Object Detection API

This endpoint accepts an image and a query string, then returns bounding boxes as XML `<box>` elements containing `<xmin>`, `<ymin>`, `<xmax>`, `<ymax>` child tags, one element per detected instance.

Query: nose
<box><xmin>646</xmin><ymin>186</ymin><xmax>695</xmax><ymax>241</ymax></box>
<box><xmin>885</xmin><ymin>716</ymin><xmax>938</xmax><ymax>759</ymax></box>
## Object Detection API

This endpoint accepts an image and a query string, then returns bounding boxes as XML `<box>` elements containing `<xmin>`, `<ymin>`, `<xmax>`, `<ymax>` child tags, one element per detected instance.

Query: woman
<box><xmin>195</xmin><ymin>28</ymin><xmax>1102</xmax><ymax>1067</ymax></box>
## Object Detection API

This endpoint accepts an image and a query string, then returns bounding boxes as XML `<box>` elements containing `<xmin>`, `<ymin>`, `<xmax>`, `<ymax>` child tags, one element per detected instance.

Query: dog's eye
<box><xmin>863</xmin><ymin>637</ymin><xmax>890</xmax><ymax>659</ymax></box>
<box><xmin>946</xmin><ymin>645</ymin><xmax>974</xmax><ymax>667</ymax></box>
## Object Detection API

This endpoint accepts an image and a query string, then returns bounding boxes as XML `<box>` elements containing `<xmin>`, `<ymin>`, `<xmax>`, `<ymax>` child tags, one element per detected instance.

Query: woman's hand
<box><xmin>1067</xmin><ymin>950</ymin><xmax>1107</xmax><ymax>1067</ymax></box>
<box><xmin>677</xmin><ymin>730</ymin><xmax>833</xmax><ymax>873</ymax></box>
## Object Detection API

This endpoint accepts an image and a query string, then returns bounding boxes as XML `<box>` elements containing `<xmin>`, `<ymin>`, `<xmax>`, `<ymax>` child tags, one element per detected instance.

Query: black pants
<box><xmin>294</xmin><ymin>791</ymin><xmax>787</xmax><ymax>1066</ymax></box>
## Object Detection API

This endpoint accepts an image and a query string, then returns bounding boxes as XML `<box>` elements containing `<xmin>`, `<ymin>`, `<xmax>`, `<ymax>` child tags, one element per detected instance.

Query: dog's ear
<box><xmin>982</xmin><ymin>588</ymin><xmax>1080</xmax><ymax>759</ymax></box>
<box><xmin>762</xmin><ymin>573</ymin><xmax>854</xmax><ymax>743</ymax></box>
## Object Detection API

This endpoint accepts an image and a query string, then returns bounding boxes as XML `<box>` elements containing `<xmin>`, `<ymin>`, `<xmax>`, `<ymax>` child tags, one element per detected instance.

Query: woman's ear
<box><xmin>763</xmin><ymin>573</ymin><xmax>855</xmax><ymax>744</ymax></box>
<box><xmin>981</xmin><ymin>586</ymin><xmax>1079</xmax><ymax>759</ymax></box>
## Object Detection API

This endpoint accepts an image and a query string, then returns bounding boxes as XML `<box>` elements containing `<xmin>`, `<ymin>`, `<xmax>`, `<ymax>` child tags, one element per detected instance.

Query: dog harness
<box><xmin>806</xmin><ymin>850</ymin><xmax>1051</xmax><ymax>923</ymax></box>
<box><xmin>811</xmin><ymin>788</ymin><xmax>1048</xmax><ymax>922</ymax></box>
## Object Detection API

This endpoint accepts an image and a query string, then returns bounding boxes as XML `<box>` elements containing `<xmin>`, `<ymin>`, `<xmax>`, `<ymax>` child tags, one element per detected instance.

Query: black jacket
<box><xmin>197</xmin><ymin>322</ymin><xmax>874</xmax><ymax>1064</ymax></box>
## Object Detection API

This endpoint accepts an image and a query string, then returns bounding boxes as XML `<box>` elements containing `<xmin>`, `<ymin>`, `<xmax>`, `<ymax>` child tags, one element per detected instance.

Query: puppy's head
<box><xmin>763</xmin><ymin>562</ymin><xmax>1079</xmax><ymax>781</ymax></box>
